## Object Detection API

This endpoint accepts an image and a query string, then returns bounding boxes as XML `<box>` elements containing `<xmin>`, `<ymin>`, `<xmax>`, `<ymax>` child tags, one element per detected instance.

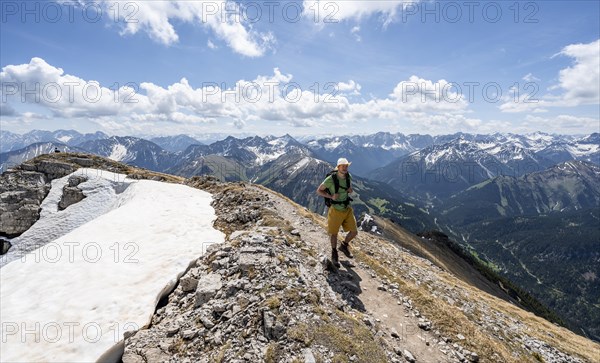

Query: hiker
<box><xmin>316</xmin><ymin>157</ymin><xmax>358</xmax><ymax>268</ymax></box>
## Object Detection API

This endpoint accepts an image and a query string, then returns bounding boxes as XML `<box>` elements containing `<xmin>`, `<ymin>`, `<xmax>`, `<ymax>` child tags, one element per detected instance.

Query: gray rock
<box><xmin>58</xmin><ymin>182</ymin><xmax>86</xmax><ymax>210</ymax></box>
<box><xmin>195</xmin><ymin>273</ymin><xmax>223</xmax><ymax>307</ymax></box>
<box><xmin>200</xmin><ymin>315</ymin><xmax>215</xmax><ymax>329</ymax></box>
<box><xmin>166</xmin><ymin>325</ymin><xmax>180</xmax><ymax>337</ymax></box>
<box><xmin>469</xmin><ymin>352</ymin><xmax>480</xmax><ymax>362</ymax></box>
<box><xmin>1</xmin><ymin>239</ymin><xmax>12</xmax><ymax>255</ymax></box>
<box><xmin>181</xmin><ymin>329</ymin><xmax>197</xmax><ymax>340</ymax></box>
<box><xmin>403</xmin><ymin>349</ymin><xmax>415</xmax><ymax>363</ymax></box>
<box><xmin>238</xmin><ymin>247</ymin><xmax>273</xmax><ymax>272</ymax></box>
<box><xmin>263</xmin><ymin>311</ymin><xmax>286</xmax><ymax>341</ymax></box>
<box><xmin>303</xmin><ymin>348</ymin><xmax>316</xmax><ymax>363</ymax></box>
<box><xmin>0</xmin><ymin>170</ymin><xmax>49</xmax><ymax>236</ymax></box>
<box><xmin>180</xmin><ymin>276</ymin><xmax>199</xmax><ymax>293</ymax></box>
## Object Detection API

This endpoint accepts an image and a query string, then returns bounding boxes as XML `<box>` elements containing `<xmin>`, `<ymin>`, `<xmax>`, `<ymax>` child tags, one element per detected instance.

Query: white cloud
<box><xmin>523</xmin><ymin>114</ymin><xmax>600</xmax><ymax>132</ymax></box>
<box><xmin>86</xmin><ymin>1</ymin><xmax>274</xmax><ymax>57</ymax></box>
<box><xmin>522</xmin><ymin>73</ymin><xmax>540</xmax><ymax>82</ymax></box>
<box><xmin>554</xmin><ymin>39</ymin><xmax>600</xmax><ymax>105</ymax></box>
<box><xmin>337</xmin><ymin>80</ymin><xmax>361</xmax><ymax>95</ymax></box>
<box><xmin>389</xmin><ymin>76</ymin><xmax>469</xmax><ymax>113</ymax></box>
<box><xmin>207</xmin><ymin>39</ymin><xmax>217</xmax><ymax>49</ymax></box>
<box><xmin>350</xmin><ymin>26</ymin><xmax>361</xmax><ymax>42</ymax></box>
<box><xmin>0</xmin><ymin>58</ymin><xmax>480</xmax><ymax>134</ymax></box>
<box><xmin>500</xmin><ymin>39</ymin><xmax>600</xmax><ymax>113</ymax></box>
<box><xmin>303</xmin><ymin>0</ymin><xmax>413</xmax><ymax>27</ymax></box>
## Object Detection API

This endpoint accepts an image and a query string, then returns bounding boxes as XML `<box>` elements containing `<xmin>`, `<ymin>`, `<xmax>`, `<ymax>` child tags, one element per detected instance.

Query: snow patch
<box><xmin>0</xmin><ymin>169</ymin><xmax>224</xmax><ymax>362</ymax></box>
<box><xmin>109</xmin><ymin>144</ymin><xmax>128</xmax><ymax>161</ymax></box>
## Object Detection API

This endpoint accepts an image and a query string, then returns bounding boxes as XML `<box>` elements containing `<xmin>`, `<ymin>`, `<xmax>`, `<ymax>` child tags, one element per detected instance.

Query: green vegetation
<box><xmin>418</xmin><ymin>230</ymin><xmax>567</xmax><ymax>329</ymax></box>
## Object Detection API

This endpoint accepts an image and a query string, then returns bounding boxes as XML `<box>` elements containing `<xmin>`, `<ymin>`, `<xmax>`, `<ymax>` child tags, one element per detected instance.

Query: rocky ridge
<box><xmin>0</xmin><ymin>154</ymin><xmax>597</xmax><ymax>362</ymax></box>
<box><xmin>121</xmin><ymin>177</ymin><xmax>598</xmax><ymax>363</ymax></box>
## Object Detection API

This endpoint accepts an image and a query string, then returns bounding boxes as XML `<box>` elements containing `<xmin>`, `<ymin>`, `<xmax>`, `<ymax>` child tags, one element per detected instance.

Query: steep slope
<box><xmin>121</xmin><ymin>177</ymin><xmax>599</xmax><ymax>363</ymax></box>
<box><xmin>78</xmin><ymin>136</ymin><xmax>177</xmax><ymax>171</ymax></box>
<box><xmin>369</xmin><ymin>133</ymin><xmax>597</xmax><ymax>201</ymax></box>
<box><xmin>442</xmin><ymin>161</ymin><xmax>600</xmax><ymax>223</ymax></box>
<box><xmin>437</xmin><ymin>161</ymin><xmax>600</xmax><ymax>340</ymax></box>
<box><xmin>305</xmin><ymin>132</ymin><xmax>434</xmax><ymax>176</ymax></box>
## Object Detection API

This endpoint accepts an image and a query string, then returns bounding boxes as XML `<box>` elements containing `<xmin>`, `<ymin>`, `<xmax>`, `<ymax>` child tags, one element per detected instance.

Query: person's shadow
<box><xmin>326</xmin><ymin>259</ymin><xmax>366</xmax><ymax>312</ymax></box>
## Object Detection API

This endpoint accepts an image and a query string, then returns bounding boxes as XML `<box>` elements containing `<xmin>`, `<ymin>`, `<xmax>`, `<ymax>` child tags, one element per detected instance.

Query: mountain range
<box><xmin>1</xmin><ymin>129</ymin><xmax>599</xmax><ymax>340</ymax></box>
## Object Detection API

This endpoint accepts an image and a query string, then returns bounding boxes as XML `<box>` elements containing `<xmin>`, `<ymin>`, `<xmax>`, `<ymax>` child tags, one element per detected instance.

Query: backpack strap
<box><xmin>331</xmin><ymin>172</ymin><xmax>340</xmax><ymax>194</ymax></box>
<box><xmin>329</xmin><ymin>172</ymin><xmax>352</xmax><ymax>207</ymax></box>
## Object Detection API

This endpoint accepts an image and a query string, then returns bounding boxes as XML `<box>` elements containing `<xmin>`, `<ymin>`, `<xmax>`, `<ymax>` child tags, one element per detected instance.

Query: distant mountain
<box><xmin>0</xmin><ymin>130</ymin><xmax>109</xmax><ymax>152</ymax></box>
<box><xmin>305</xmin><ymin>132</ymin><xmax>434</xmax><ymax>176</ymax></box>
<box><xmin>368</xmin><ymin>134</ymin><xmax>588</xmax><ymax>200</ymax></box>
<box><xmin>0</xmin><ymin>142</ymin><xmax>84</xmax><ymax>172</ymax></box>
<box><xmin>77</xmin><ymin>136</ymin><xmax>176</xmax><ymax>171</ymax></box>
<box><xmin>168</xmin><ymin>134</ymin><xmax>314</xmax><ymax>177</ymax></box>
<box><xmin>442</xmin><ymin>161</ymin><xmax>600</xmax><ymax>224</ymax></box>
<box><xmin>449</xmin><ymin>208</ymin><xmax>600</xmax><ymax>341</ymax></box>
<box><xmin>0</xmin><ymin>131</ymin><xmax>23</xmax><ymax>153</ymax></box>
<box><xmin>251</xmin><ymin>152</ymin><xmax>437</xmax><ymax>234</ymax></box>
<box><xmin>434</xmin><ymin>161</ymin><xmax>600</xmax><ymax>341</ymax></box>
<box><xmin>150</xmin><ymin>135</ymin><xmax>203</xmax><ymax>153</ymax></box>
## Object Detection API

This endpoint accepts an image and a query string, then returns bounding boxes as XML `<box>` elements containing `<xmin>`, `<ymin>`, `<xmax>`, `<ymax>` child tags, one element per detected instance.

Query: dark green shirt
<box><xmin>323</xmin><ymin>173</ymin><xmax>351</xmax><ymax>211</ymax></box>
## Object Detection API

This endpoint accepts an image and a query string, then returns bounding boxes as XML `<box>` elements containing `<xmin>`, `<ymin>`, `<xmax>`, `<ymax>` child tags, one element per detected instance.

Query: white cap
<box><xmin>336</xmin><ymin>157</ymin><xmax>351</xmax><ymax>167</ymax></box>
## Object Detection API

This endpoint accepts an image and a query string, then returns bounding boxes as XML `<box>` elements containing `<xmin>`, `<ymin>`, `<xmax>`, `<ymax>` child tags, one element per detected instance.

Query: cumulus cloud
<box><xmin>389</xmin><ymin>76</ymin><xmax>469</xmax><ymax>113</ymax></box>
<box><xmin>83</xmin><ymin>1</ymin><xmax>274</xmax><ymax>57</ymax></box>
<box><xmin>523</xmin><ymin>114</ymin><xmax>599</xmax><ymax>132</ymax></box>
<box><xmin>303</xmin><ymin>0</ymin><xmax>413</xmax><ymax>27</ymax></box>
<box><xmin>1</xmin><ymin>57</ymin><xmax>479</xmax><ymax>134</ymax></box>
<box><xmin>500</xmin><ymin>39</ymin><xmax>599</xmax><ymax>112</ymax></box>
<box><xmin>554</xmin><ymin>39</ymin><xmax>600</xmax><ymax>105</ymax></box>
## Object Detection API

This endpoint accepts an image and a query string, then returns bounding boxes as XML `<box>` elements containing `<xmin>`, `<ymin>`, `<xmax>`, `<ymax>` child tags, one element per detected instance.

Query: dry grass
<box><xmin>29</xmin><ymin>152</ymin><xmax>186</xmax><ymax>184</ymax></box>
<box><xmin>288</xmin><ymin>310</ymin><xmax>388</xmax><ymax>362</ymax></box>
<box><xmin>352</xmin><ymin>231</ymin><xmax>600</xmax><ymax>363</ymax></box>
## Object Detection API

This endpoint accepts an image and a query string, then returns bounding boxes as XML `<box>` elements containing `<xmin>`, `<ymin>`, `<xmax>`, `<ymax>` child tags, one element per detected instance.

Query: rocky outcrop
<box><xmin>122</xmin><ymin>181</ymin><xmax>396</xmax><ymax>362</ymax></box>
<box><xmin>0</xmin><ymin>170</ymin><xmax>49</xmax><ymax>237</ymax></box>
<box><xmin>358</xmin><ymin>213</ymin><xmax>381</xmax><ymax>234</ymax></box>
<box><xmin>20</xmin><ymin>159</ymin><xmax>78</xmax><ymax>180</ymax></box>
<box><xmin>1</xmin><ymin>238</ymin><xmax>11</xmax><ymax>255</ymax></box>
<box><xmin>58</xmin><ymin>175</ymin><xmax>87</xmax><ymax>210</ymax></box>
<box><xmin>119</xmin><ymin>178</ymin><xmax>596</xmax><ymax>363</ymax></box>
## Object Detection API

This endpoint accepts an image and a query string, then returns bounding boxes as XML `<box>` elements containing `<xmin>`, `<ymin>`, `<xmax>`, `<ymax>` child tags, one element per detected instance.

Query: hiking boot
<box><xmin>331</xmin><ymin>248</ymin><xmax>341</xmax><ymax>268</ymax></box>
<box><xmin>339</xmin><ymin>243</ymin><xmax>354</xmax><ymax>258</ymax></box>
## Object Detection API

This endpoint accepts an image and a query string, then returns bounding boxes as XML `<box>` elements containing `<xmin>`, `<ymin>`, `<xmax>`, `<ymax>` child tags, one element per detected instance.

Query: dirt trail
<box><xmin>262</xmin><ymin>186</ymin><xmax>452</xmax><ymax>363</ymax></box>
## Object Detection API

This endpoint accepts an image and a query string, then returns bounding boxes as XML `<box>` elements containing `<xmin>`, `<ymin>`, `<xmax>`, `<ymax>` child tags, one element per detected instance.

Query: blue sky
<box><xmin>1</xmin><ymin>0</ymin><xmax>599</xmax><ymax>137</ymax></box>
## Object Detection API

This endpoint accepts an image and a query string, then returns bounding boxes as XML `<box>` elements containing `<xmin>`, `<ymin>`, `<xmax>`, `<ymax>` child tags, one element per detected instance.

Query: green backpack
<box><xmin>324</xmin><ymin>170</ymin><xmax>352</xmax><ymax>208</ymax></box>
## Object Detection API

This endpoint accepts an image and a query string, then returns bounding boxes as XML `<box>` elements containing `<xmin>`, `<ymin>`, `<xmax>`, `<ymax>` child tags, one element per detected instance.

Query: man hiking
<box><xmin>316</xmin><ymin>157</ymin><xmax>358</xmax><ymax>268</ymax></box>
